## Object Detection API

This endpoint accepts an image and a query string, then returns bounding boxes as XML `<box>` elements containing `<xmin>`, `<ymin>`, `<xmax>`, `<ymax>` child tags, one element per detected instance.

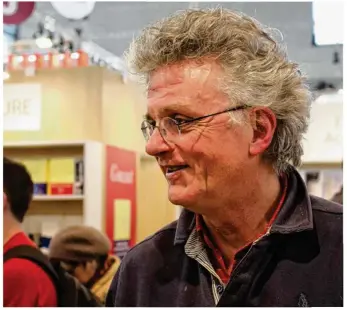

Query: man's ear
<box><xmin>249</xmin><ymin>107</ymin><xmax>277</xmax><ymax>156</ymax></box>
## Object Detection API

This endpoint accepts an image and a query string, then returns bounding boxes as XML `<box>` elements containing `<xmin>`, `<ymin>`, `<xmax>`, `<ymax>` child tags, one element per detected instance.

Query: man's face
<box><xmin>145</xmin><ymin>59</ymin><xmax>257</xmax><ymax>214</ymax></box>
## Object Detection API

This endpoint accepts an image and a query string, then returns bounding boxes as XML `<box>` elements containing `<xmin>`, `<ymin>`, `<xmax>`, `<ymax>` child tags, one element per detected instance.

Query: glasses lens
<box><xmin>141</xmin><ymin>120</ymin><xmax>153</xmax><ymax>141</ymax></box>
<box><xmin>160</xmin><ymin>117</ymin><xmax>180</xmax><ymax>142</ymax></box>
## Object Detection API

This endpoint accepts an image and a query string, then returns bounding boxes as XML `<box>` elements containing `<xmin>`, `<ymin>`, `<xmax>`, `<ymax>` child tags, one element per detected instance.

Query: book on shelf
<box><xmin>74</xmin><ymin>158</ymin><xmax>84</xmax><ymax>195</ymax></box>
<box><xmin>48</xmin><ymin>157</ymin><xmax>84</xmax><ymax>195</ymax></box>
<box><xmin>18</xmin><ymin>158</ymin><xmax>49</xmax><ymax>195</ymax></box>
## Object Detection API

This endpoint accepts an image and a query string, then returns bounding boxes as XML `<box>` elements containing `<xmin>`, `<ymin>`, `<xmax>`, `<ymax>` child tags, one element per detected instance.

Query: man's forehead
<box><xmin>146</xmin><ymin>59</ymin><xmax>227</xmax><ymax>118</ymax></box>
<box><xmin>148</xmin><ymin>59</ymin><xmax>217</xmax><ymax>93</ymax></box>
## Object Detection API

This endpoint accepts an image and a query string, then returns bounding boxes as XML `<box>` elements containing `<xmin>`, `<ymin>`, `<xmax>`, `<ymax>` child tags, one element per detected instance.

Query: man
<box><xmin>3</xmin><ymin>157</ymin><xmax>57</xmax><ymax>307</ymax></box>
<box><xmin>106</xmin><ymin>8</ymin><xmax>343</xmax><ymax>307</ymax></box>
<box><xmin>49</xmin><ymin>225</ymin><xmax>121</xmax><ymax>304</ymax></box>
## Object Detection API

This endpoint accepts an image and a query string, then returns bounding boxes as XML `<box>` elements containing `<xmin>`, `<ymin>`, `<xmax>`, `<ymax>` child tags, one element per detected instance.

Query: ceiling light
<box><xmin>71</xmin><ymin>52</ymin><xmax>80</xmax><ymax>60</ymax></box>
<box><xmin>36</xmin><ymin>37</ymin><xmax>53</xmax><ymax>49</ymax></box>
<box><xmin>28</xmin><ymin>55</ymin><xmax>37</xmax><ymax>62</ymax></box>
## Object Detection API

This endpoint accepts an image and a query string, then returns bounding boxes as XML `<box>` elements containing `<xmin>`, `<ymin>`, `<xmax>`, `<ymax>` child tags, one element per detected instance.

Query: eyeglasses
<box><xmin>141</xmin><ymin>105</ymin><xmax>248</xmax><ymax>143</ymax></box>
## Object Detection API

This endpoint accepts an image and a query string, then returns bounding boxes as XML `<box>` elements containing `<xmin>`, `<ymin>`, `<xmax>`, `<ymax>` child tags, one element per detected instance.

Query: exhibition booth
<box><xmin>3</xmin><ymin>57</ymin><xmax>177</xmax><ymax>258</ymax></box>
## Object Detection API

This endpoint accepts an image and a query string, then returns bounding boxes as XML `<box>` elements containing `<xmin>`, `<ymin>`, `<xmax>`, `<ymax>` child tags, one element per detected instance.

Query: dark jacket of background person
<box><xmin>106</xmin><ymin>169</ymin><xmax>342</xmax><ymax>307</ymax></box>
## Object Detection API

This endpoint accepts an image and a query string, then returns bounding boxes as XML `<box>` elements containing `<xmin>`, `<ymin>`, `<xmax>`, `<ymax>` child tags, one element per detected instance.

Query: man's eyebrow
<box><xmin>143</xmin><ymin>102</ymin><xmax>194</xmax><ymax>121</ymax></box>
<box><xmin>143</xmin><ymin>113</ymin><xmax>153</xmax><ymax>121</ymax></box>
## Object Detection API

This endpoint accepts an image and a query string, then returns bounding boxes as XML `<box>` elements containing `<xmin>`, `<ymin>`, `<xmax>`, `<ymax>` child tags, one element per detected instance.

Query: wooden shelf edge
<box><xmin>4</xmin><ymin>140</ymin><xmax>92</xmax><ymax>149</ymax></box>
<box><xmin>33</xmin><ymin>195</ymin><xmax>84</xmax><ymax>201</ymax></box>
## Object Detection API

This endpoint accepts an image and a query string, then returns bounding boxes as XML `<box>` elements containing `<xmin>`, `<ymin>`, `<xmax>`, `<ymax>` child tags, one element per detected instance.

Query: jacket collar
<box><xmin>174</xmin><ymin>167</ymin><xmax>313</xmax><ymax>245</ymax></box>
<box><xmin>270</xmin><ymin>168</ymin><xmax>313</xmax><ymax>234</ymax></box>
<box><xmin>174</xmin><ymin>208</ymin><xmax>196</xmax><ymax>245</ymax></box>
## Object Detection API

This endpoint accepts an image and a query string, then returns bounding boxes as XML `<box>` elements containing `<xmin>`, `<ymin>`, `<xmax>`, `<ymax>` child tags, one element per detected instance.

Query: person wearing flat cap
<box><xmin>48</xmin><ymin>225</ymin><xmax>120</xmax><ymax>304</ymax></box>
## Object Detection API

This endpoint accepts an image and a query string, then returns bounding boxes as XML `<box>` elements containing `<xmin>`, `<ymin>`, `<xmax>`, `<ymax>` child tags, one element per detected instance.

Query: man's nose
<box><xmin>145</xmin><ymin>128</ymin><xmax>172</xmax><ymax>156</ymax></box>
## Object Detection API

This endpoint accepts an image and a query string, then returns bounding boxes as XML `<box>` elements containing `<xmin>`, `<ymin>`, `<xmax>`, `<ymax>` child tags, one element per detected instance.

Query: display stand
<box><xmin>4</xmin><ymin>65</ymin><xmax>178</xmax><ymax>246</ymax></box>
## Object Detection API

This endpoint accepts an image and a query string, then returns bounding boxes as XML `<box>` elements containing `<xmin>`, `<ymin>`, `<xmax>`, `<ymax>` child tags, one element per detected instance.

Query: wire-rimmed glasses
<box><xmin>141</xmin><ymin>105</ymin><xmax>248</xmax><ymax>143</ymax></box>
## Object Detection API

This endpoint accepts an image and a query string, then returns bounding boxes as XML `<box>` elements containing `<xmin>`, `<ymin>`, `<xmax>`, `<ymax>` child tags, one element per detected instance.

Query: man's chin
<box><xmin>167</xmin><ymin>183</ymin><xmax>182</xmax><ymax>202</ymax></box>
<box><xmin>167</xmin><ymin>184</ymin><xmax>195</xmax><ymax>208</ymax></box>
<box><xmin>168</xmin><ymin>192</ymin><xmax>182</xmax><ymax>206</ymax></box>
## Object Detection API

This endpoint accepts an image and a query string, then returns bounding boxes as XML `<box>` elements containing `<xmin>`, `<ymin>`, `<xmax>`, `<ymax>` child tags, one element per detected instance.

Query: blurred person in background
<box><xmin>106</xmin><ymin>8</ymin><xmax>342</xmax><ymax>307</ymax></box>
<box><xmin>49</xmin><ymin>225</ymin><xmax>120</xmax><ymax>304</ymax></box>
<box><xmin>331</xmin><ymin>186</ymin><xmax>343</xmax><ymax>204</ymax></box>
<box><xmin>3</xmin><ymin>157</ymin><xmax>57</xmax><ymax>307</ymax></box>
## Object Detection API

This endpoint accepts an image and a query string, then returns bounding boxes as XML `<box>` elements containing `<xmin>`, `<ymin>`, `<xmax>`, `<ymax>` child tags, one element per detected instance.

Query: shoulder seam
<box><xmin>312</xmin><ymin>208</ymin><xmax>342</xmax><ymax>215</ymax></box>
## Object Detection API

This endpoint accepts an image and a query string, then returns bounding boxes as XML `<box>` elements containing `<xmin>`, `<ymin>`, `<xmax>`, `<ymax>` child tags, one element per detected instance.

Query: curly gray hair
<box><xmin>125</xmin><ymin>7</ymin><xmax>312</xmax><ymax>173</ymax></box>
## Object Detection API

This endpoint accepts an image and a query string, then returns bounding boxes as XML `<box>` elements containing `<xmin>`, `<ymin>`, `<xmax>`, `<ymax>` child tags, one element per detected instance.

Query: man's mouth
<box><xmin>166</xmin><ymin>165</ymin><xmax>189</xmax><ymax>174</ymax></box>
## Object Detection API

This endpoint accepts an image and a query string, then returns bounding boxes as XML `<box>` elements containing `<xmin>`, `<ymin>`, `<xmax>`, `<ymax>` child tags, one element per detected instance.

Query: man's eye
<box><xmin>172</xmin><ymin>115</ymin><xmax>190</xmax><ymax>124</ymax></box>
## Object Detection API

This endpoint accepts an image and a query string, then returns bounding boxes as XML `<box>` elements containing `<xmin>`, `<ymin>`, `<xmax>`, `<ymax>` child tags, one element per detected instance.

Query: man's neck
<box><xmin>202</xmin><ymin>169</ymin><xmax>283</xmax><ymax>265</ymax></box>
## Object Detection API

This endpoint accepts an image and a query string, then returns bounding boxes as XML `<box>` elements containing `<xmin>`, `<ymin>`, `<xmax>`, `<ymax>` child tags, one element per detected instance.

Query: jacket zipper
<box><xmin>217</xmin><ymin>230</ymin><xmax>271</xmax><ymax>306</ymax></box>
<box><xmin>231</xmin><ymin>229</ymin><xmax>270</xmax><ymax>276</ymax></box>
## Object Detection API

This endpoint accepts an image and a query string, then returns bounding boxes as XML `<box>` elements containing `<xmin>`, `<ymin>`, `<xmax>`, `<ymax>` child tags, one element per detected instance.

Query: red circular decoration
<box><xmin>3</xmin><ymin>2</ymin><xmax>35</xmax><ymax>25</ymax></box>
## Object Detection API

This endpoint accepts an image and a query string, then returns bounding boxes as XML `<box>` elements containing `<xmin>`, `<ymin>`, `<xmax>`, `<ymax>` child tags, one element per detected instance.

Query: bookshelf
<box><xmin>4</xmin><ymin>140</ymin><xmax>104</xmax><ymax>232</ymax></box>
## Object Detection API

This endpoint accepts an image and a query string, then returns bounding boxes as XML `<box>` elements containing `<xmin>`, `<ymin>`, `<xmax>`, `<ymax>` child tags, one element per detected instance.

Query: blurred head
<box><xmin>49</xmin><ymin>225</ymin><xmax>111</xmax><ymax>286</ymax></box>
<box><xmin>3</xmin><ymin>157</ymin><xmax>34</xmax><ymax>224</ymax></box>
<box><xmin>126</xmin><ymin>8</ymin><xmax>311</xmax><ymax>213</ymax></box>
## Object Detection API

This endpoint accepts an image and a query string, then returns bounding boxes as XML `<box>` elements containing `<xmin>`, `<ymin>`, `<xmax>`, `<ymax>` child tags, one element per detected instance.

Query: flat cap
<box><xmin>48</xmin><ymin>225</ymin><xmax>111</xmax><ymax>262</ymax></box>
